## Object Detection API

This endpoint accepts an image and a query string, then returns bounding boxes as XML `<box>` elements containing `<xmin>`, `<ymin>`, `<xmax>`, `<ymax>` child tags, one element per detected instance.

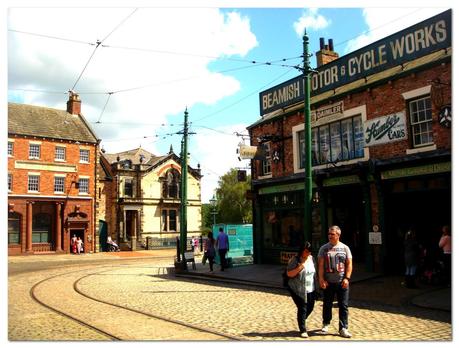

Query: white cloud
<box><xmin>8</xmin><ymin>8</ymin><xmax>258</xmax><ymax>200</ymax></box>
<box><xmin>293</xmin><ymin>8</ymin><xmax>331</xmax><ymax>37</ymax></box>
<box><xmin>192</xmin><ymin>124</ymin><xmax>250</xmax><ymax>202</ymax></box>
<box><xmin>345</xmin><ymin>7</ymin><xmax>448</xmax><ymax>53</ymax></box>
<box><xmin>8</xmin><ymin>8</ymin><xmax>257</xmax><ymax>154</ymax></box>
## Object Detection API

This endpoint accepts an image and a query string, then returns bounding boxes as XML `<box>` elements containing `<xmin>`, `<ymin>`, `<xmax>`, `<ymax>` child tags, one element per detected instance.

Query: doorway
<box><xmin>69</xmin><ymin>229</ymin><xmax>85</xmax><ymax>253</ymax></box>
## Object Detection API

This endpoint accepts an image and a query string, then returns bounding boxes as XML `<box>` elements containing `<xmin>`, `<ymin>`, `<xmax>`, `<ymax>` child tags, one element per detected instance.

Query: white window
<box><xmin>409</xmin><ymin>96</ymin><xmax>433</xmax><ymax>147</ymax></box>
<box><xmin>8</xmin><ymin>174</ymin><xmax>12</xmax><ymax>191</ymax></box>
<box><xmin>79</xmin><ymin>149</ymin><xmax>90</xmax><ymax>163</ymax></box>
<box><xmin>54</xmin><ymin>176</ymin><xmax>65</xmax><ymax>193</ymax></box>
<box><xmin>55</xmin><ymin>147</ymin><xmax>66</xmax><ymax>161</ymax></box>
<box><xmin>78</xmin><ymin>178</ymin><xmax>89</xmax><ymax>194</ymax></box>
<box><xmin>8</xmin><ymin>142</ymin><xmax>14</xmax><ymax>156</ymax></box>
<box><xmin>28</xmin><ymin>175</ymin><xmax>40</xmax><ymax>192</ymax></box>
<box><xmin>29</xmin><ymin>144</ymin><xmax>40</xmax><ymax>159</ymax></box>
<box><xmin>261</xmin><ymin>143</ymin><xmax>272</xmax><ymax>176</ymax></box>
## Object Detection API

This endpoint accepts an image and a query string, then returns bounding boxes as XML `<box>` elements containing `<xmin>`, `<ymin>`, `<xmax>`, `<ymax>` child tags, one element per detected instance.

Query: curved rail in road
<box><xmin>29</xmin><ymin>264</ymin><xmax>238</xmax><ymax>341</ymax></box>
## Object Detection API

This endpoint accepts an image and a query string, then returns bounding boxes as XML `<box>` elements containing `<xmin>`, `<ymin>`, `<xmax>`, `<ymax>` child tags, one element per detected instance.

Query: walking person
<box><xmin>438</xmin><ymin>225</ymin><xmax>451</xmax><ymax>286</ymax></box>
<box><xmin>286</xmin><ymin>242</ymin><xmax>317</xmax><ymax>338</ymax></box>
<box><xmin>216</xmin><ymin>227</ymin><xmax>229</xmax><ymax>271</ymax></box>
<box><xmin>318</xmin><ymin>225</ymin><xmax>353</xmax><ymax>338</ymax></box>
<box><xmin>404</xmin><ymin>229</ymin><xmax>420</xmax><ymax>288</ymax></box>
<box><xmin>204</xmin><ymin>232</ymin><xmax>216</xmax><ymax>273</ymax></box>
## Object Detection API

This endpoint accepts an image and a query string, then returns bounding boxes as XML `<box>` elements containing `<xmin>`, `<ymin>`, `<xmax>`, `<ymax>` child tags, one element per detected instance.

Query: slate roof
<box><xmin>104</xmin><ymin>147</ymin><xmax>164</xmax><ymax>165</ymax></box>
<box><xmin>8</xmin><ymin>102</ymin><xmax>99</xmax><ymax>143</ymax></box>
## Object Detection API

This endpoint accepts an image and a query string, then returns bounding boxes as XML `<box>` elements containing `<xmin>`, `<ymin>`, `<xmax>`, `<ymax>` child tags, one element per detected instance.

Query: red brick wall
<box><xmin>250</xmin><ymin>62</ymin><xmax>451</xmax><ymax>180</ymax></box>
<box><xmin>8</xmin><ymin>136</ymin><xmax>96</xmax><ymax>196</ymax></box>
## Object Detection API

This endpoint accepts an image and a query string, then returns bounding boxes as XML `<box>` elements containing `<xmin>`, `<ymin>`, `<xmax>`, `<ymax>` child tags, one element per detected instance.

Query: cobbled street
<box><xmin>8</xmin><ymin>252</ymin><xmax>451</xmax><ymax>341</ymax></box>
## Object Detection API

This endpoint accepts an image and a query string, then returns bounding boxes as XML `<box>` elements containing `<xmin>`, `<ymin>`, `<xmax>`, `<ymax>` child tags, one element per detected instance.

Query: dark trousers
<box><xmin>288</xmin><ymin>288</ymin><xmax>315</xmax><ymax>333</ymax></box>
<box><xmin>218</xmin><ymin>249</ymin><xmax>227</xmax><ymax>270</ymax></box>
<box><xmin>208</xmin><ymin>256</ymin><xmax>215</xmax><ymax>271</ymax></box>
<box><xmin>322</xmin><ymin>282</ymin><xmax>349</xmax><ymax>330</ymax></box>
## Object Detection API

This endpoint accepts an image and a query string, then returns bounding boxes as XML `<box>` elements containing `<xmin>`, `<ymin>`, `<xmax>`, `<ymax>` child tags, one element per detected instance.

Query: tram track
<box><xmin>28</xmin><ymin>263</ymin><xmax>238</xmax><ymax>340</ymax></box>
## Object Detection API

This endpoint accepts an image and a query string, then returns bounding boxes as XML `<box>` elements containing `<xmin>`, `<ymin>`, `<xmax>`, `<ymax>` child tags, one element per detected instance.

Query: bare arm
<box><xmin>318</xmin><ymin>256</ymin><xmax>328</xmax><ymax>289</ymax></box>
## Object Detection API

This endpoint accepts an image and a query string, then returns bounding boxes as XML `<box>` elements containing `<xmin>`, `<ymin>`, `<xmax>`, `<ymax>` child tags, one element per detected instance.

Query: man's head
<box><xmin>219</xmin><ymin>227</ymin><xmax>224</xmax><ymax>233</ymax></box>
<box><xmin>328</xmin><ymin>225</ymin><xmax>341</xmax><ymax>245</ymax></box>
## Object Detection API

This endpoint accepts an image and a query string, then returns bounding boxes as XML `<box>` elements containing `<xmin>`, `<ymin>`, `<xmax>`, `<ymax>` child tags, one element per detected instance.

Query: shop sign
<box><xmin>280</xmin><ymin>251</ymin><xmax>297</xmax><ymax>264</ymax></box>
<box><xmin>259</xmin><ymin>182</ymin><xmax>316</xmax><ymax>195</ymax></box>
<box><xmin>364</xmin><ymin>112</ymin><xmax>407</xmax><ymax>147</ymax></box>
<box><xmin>311</xmin><ymin>101</ymin><xmax>344</xmax><ymax>122</ymax></box>
<box><xmin>259</xmin><ymin>10</ymin><xmax>451</xmax><ymax>115</ymax></box>
<box><xmin>369</xmin><ymin>232</ymin><xmax>382</xmax><ymax>245</ymax></box>
<box><xmin>381</xmin><ymin>162</ymin><xmax>451</xmax><ymax>180</ymax></box>
<box><xmin>323</xmin><ymin>175</ymin><xmax>360</xmax><ymax>187</ymax></box>
<box><xmin>238</xmin><ymin>144</ymin><xmax>258</xmax><ymax>159</ymax></box>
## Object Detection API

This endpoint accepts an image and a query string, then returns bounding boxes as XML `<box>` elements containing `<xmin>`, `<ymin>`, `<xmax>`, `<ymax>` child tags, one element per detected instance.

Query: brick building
<box><xmin>248</xmin><ymin>10</ymin><xmax>451</xmax><ymax>273</ymax></box>
<box><xmin>8</xmin><ymin>92</ymin><xmax>100</xmax><ymax>255</ymax></box>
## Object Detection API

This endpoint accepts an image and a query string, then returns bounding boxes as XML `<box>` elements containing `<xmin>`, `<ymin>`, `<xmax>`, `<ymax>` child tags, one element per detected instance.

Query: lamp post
<box><xmin>303</xmin><ymin>30</ymin><xmax>313</xmax><ymax>243</ymax></box>
<box><xmin>209</xmin><ymin>194</ymin><xmax>217</xmax><ymax>226</ymax></box>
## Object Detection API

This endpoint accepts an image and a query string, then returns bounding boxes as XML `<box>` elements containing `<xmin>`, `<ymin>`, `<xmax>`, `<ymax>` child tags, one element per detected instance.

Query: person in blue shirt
<box><xmin>216</xmin><ymin>227</ymin><xmax>229</xmax><ymax>271</ymax></box>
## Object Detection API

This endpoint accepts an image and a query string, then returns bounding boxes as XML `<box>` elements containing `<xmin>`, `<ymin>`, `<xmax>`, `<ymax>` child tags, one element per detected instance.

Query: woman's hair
<box><xmin>297</xmin><ymin>242</ymin><xmax>312</xmax><ymax>256</ymax></box>
<box><xmin>207</xmin><ymin>232</ymin><xmax>214</xmax><ymax>240</ymax></box>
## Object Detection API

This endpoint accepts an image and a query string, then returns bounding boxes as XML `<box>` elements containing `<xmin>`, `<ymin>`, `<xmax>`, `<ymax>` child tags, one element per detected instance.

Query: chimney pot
<box><xmin>67</xmin><ymin>91</ymin><xmax>81</xmax><ymax>115</ymax></box>
<box><xmin>328</xmin><ymin>39</ymin><xmax>334</xmax><ymax>51</ymax></box>
<box><xmin>319</xmin><ymin>37</ymin><xmax>325</xmax><ymax>50</ymax></box>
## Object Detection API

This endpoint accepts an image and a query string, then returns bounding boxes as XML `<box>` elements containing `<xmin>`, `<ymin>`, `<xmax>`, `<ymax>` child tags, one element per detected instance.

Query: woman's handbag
<box><xmin>202</xmin><ymin>252</ymin><xmax>208</xmax><ymax>265</ymax></box>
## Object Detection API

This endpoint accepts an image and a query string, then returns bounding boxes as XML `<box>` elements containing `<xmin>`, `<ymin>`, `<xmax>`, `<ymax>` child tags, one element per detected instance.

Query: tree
<box><xmin>215</xmin><ymin>168</ymin><xmax>252</xmax><ymax>224</ymax></box>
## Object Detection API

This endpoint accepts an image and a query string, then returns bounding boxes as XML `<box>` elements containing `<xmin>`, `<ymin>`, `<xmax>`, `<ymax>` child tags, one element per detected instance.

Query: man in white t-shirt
<box><xmin>318</xmin><ymin>225</ymin><xmax>353</xmax><ymax>338</ymax></box>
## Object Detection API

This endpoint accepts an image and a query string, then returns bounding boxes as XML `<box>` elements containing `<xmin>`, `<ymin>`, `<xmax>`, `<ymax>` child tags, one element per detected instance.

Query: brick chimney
<box><xmin>316</xmin><ymin>38</ymin><xmax>339</xmax><ymax>67</ymax></box>
<box><xmin>67</xmin><ymin>90</ymin><xmax>81</xmax><ymax>115</ymax></box>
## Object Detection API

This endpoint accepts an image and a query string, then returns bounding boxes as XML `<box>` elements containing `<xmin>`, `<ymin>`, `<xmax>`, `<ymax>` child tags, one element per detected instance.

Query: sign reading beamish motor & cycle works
<box><xmin>364</xmin><ymin>112</ymin><xmax>407</xmax><ymax>147</ymax></box>
<box><xmin>259</xmin><ymin>10</ymin><xmax>451</xmax><ymax>115</ymax></box>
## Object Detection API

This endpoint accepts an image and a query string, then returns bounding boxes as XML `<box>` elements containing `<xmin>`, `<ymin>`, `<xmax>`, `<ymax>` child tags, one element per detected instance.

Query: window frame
<box><xmin>8</xmin><ymin>173</ymin><xmax>12</xmax><ymax>192</ymax></box>
<box><xmin>79</xmin><ymin>149</ymin><xmax>90</xmax><ymax>163</ymax></box>
<box><xmin>55</xmin><ymin>146</ymin><xmax>66</xmax><ymax>161</ymax></box>
<box><xmin>29</xmin><ymin>143</ymin><xmax>41</xmax><ymax>159</ymax></box>
<box><xmin>28</xmin><ymin>175</ymin><xmax>40</xmax><ymax>192</ymax></box>
<box><xmin>161</xmin><ymin>209</ymin><xmax>178</xmax><ymax>232</ymax></box>
<box><xmin>78</xmin><ymin>178</ymin><xmax>89</xmax><ymax>194</ymax></box>
<box><xmin>408</xmin><ymin>96</ymin><xmax>433</xmax><ymax>148</ymax></box>
<box><xmin>8</xmin><ymin>142</ymin><xmax>14</xmax><ymax>156</ymax></box>
<box><xmin>54</xmin><ymin>176</ymin><xmax>65</xmax><ymax>193</ymax></box>
<box><xmin>261</xmin><ymin>142</ymin><xmax>272</xmax><ymax>176</ymax></box>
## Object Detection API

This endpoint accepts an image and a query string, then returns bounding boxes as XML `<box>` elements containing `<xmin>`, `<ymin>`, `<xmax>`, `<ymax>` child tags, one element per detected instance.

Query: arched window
<box><xmin>162</xmin><ymin>169</ymin><xmax>180</xmax><ymax>199</ymax></box>
<box><xmin>8</xmin><ymin>212</ymin><xmax>21</xmax><ymax>244</ymax></box>
<box><xmin>32</xmin><ymin>213</ymin><xmax>51</xmax><ymax>243</ymax></box>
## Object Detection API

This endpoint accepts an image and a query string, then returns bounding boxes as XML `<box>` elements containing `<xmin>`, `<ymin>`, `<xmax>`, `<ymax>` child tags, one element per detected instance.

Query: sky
<box><xmin>5</xmin><ymin>0</ymin><xmax>454</xmax><ymax>203</ymax></box>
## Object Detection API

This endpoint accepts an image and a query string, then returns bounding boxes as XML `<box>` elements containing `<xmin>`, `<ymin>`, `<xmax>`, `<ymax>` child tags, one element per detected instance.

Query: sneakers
<box><xmin>300</xmin><ymin>331</ymin><xmax>309</xmax><ymax>338</ymax></box>
<box><xmin>320</xmin><ymin>325</ymin><xmax>329</xmax><ymax>334</ymax></box>
<box><xmin>339</xmin><ymin>328</ymin><xmax>352</xmax><ymax>338</ymax></box>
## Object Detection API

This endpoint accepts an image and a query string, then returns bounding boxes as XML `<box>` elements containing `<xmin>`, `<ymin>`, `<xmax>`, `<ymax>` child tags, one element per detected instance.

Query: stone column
<box><xmin>131</xmin><ymin>211</ymin><xmax>137</xmax><ymax>251</ymax></box>
<box><xmin>55</xmin><ymin>203</ymin><xmax>62</xmax><ymax>252</ymax></box>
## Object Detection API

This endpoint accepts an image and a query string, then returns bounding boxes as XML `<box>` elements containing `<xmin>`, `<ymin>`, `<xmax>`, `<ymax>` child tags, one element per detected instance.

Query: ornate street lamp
<box><xmin>209</xmin><ymin>194</ymin><xmax>217</xmax><ymax>226</ymax></box>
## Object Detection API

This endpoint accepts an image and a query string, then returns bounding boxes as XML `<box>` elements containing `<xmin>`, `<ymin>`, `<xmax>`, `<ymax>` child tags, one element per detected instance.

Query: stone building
<box><xmin>248</xmin><ymin>10</ymin><xmax>451</xmax><ymax>273</ymax></box>
<box><xmin>8</xmin><ymin>92</ymin><xmax>100</xmax><ymax>255</ymax></box>
<box><xmin>102</xmin><ymin>146</ymin><xmax>202</xmax><ymax>250</ymax></box>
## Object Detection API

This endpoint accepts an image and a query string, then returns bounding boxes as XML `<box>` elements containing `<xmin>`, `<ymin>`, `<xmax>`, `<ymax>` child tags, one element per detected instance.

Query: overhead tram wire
<box><xmin>71</xmin><ymin>8</ymin><xmax>138</xmax><ymax>91</ymax></box>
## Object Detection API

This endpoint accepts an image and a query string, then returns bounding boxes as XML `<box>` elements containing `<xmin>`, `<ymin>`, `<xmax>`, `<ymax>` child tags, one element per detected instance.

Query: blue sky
<box><xmin>5</xmin><ymin>2</ymin><xmax>452</xmax><ymax>202</ymax></box>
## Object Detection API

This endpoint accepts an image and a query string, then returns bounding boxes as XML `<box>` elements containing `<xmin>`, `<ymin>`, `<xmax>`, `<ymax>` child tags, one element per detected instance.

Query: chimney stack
<box><xmin>316</xmin><ymin>37</ymin><xmax>339</xmax><ymax>67</ymax></box>
<box><xmin>67</xmin><ymin>90</ymin><xmax>81</xmax><ymax>115</ymax></box>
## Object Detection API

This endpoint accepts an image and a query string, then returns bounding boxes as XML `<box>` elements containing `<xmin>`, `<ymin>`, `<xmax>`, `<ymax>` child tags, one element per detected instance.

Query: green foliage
<box><xmin>215</xmin><ymin>168</ymin><xmax>252</xmax><ymax>224</ymax></box>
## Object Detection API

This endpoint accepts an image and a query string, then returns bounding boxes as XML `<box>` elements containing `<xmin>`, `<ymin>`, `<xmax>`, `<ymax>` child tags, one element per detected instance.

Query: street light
<box><xmin>209</xmin><ymin>194</ymin><xmax>217</xmax><ymax>226</ymax></box>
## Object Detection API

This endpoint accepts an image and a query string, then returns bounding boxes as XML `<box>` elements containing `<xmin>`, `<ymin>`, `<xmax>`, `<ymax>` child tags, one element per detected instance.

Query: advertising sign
<box><xmin>364</xmin><ymin>112</ymin><xmax>407</xmax><ymax>147</ymax></box>
<box><xmin>259</xmin><ymin>10</ymin><xmax>451</xmax><ymax>115</ymax></box>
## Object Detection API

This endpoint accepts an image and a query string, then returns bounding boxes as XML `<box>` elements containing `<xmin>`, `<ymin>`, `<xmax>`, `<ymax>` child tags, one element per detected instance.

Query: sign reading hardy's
<box><xmin>364</xmin><ymin>112</ymin><xmax>407</xmax><ymax>147</ymax></box>
<box><xmin>260</xmin><ymin>10</ymin><xmax>451</xmax><ymax>115</ymax></box>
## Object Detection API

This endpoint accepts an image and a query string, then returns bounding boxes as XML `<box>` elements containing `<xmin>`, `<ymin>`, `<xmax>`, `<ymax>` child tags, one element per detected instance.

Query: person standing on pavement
<box><xmin>204</xmin><ymin>232</ymin><xmax>216</xmax><ymax>273</ymax></box>
<box><xmin>318</xmin><ymin>225</ymin><xmax>353</xmax><ymax>338</ymax></box>
<box><xmin>286</xmin><ymin>242</ymin><xmax>317</xmax><ymax>338</ymax></box>
<box><xmin>403</xmin><ymin>229</ymin><xmax>420</xmax><ymax>288</ymax></box>
<box><xmin>216</xmin><ymin>227</ymin><xmax>229</xmax><ymax>271</ymax></box>
<box><xmin>71</xmin><ymin>234</ymin><xmax>77</xmax><ymax>254</ymax></box>
<box><xmin>438</xmin><ymin>225</ymin><xmax>451</xmax><ymax>286</ymax></box>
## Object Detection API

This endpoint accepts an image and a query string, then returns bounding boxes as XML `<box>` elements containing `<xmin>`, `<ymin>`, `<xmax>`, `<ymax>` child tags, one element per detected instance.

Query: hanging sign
<box><xmin>238</xmin><ymin>144</ymin><xmax>258</xmax><ymax>159</ymax></box>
